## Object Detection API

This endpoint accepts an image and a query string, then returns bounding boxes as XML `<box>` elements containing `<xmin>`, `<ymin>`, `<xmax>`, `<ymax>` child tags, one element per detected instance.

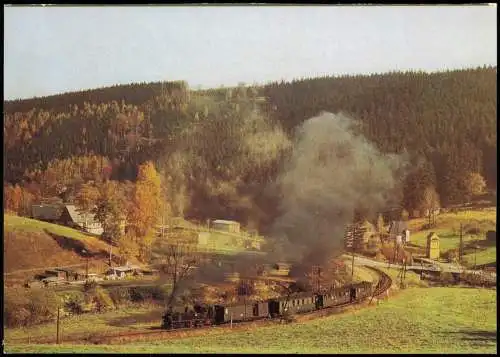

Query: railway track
<box><xmin>9</xmin><ymin>266</ymin><xmax>393</xmax><ymax>346</ymax></box>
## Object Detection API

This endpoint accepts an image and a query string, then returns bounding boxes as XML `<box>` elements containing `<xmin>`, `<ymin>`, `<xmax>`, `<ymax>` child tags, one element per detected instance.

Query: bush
<box><xmin>4</xmin><ymin>287</ymin><xmax>60</xmax><ymax>328</ymax></box>
<box><xmin>94</xmin><ymin>287</ymin><xmax>115</xmax><ymax>312</ymax></box>
<box><xmin>281</xmin><ymin>309</ymin><xmax>296</xmax><ymax>323</ymax></box>
<box><xmin>129</xmin><ymin>286</ymin><xmax>166</xmax><ymax>303</ymax></box>
<box><xmin>442</xmin><ymin>249</ymin><xmax>459</xmax><ymax>263</ymax></box>
<box><xmin>62</xmin><ymin>291</ymin><xmax>85</xmax><ymax>315</ymax></box>
<box><xmin>108</xmin><ymin>287</ymin><xmax>131</xmax><ymax>306</ymax></box>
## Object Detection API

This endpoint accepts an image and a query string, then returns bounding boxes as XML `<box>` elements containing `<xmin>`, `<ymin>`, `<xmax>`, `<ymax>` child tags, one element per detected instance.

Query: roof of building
<box><xmin>427</xmin><ymin>232</ymin><xmax>439</xmax><ymax>240</ymax></box>
<box><xmin>213</xmin><ymin>219</ymin><xmax>240</xmax><ymax>225</ymax></box>
<box><xmin>64</xmin><ymin>205</ymin><xmax>99</xmax><ymax>225</ymax></box>
<box><xmin>389</xmin><ymin>221</ymin><xmax>409</xmax><ymax>235</ymax></box>
<box><xmin>108</xmin><ymin>265</ymin><xmax>141</xmax><ymax>273</ymax></box>
<box><xmin>32</xmin><ymin>204</ymin><xmax>63</xmax><ymax>220</ymax></box>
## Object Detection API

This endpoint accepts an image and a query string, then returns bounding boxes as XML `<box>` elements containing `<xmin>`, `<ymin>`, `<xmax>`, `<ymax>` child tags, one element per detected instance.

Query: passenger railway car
<box><xmin>162</xmin><ymin>280</ymin><xmax>374</xmax><ymax>329</ymax></box>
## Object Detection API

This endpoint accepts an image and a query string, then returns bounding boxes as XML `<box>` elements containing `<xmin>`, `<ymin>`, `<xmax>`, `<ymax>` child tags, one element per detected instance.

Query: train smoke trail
<box><xmin>268</xmin><ymin>111</ymin><xmax>408</xmax><ymax>274</ymax></box>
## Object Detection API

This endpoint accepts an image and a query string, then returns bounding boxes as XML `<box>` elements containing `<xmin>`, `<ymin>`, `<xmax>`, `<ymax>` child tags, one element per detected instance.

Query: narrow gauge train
<box><xmin>161</xmin><ymin>280</ymin><xmax>373</xmax><ymax>329</ymax></box>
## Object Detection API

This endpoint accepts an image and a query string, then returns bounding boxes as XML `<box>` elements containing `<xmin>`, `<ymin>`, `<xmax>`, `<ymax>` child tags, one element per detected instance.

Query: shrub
<box><xmin>4</xmin><ymin>287</ymin><xmax>31</xmax><ymax>328</ymax></box>
<box><xmin>129</xmin><ymin>286</ymin><xmax>166</xmax><ymax>303</ymax></box>
<box><xmin>442</xmin><ymin>249</ymin><xmax>459</xmax><ymax>263</ymax></box>
<box><xmin>281</xmin><ymin>309</ymin><xmax>296</xmax><ymax>323</ymax></box>
<box><xmin>62</xmin><ymin>291</ymin><xmax>85</xmax><ymax>315</ymax></box>
<box><xmin>4</xmin><ymin>287</ymin><xmax>60</xmax><ymax>328</ymax></box>
<box><xmin>108</xmin><ymin>287</ymin><xmax>131</xmax><ymax>306</ymax></box>
<box><xmin>26</xmin><ymin>288</ymin><xmax>60</xmax><ymax>325</ymax></box>
<box><xmin>83</xmin><ymin>281</ymin><xmax>98</xmax><ymax>292</ymax></box>
<box><xmin>94</xmin><ymin>287</ymin><xmax>115</xmax><ymax>312</ymax></box>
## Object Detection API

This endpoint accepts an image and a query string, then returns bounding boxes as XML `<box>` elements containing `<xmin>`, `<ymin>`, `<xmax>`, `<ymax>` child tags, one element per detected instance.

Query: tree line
<box><xmin>3</xmin><ymin>67</ymin><xmax>496</xmax><ymax>256</ymax></box>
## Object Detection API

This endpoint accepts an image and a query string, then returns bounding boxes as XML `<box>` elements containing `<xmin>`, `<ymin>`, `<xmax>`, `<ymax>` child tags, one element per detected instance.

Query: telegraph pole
<box><xmin>56</xmin><ymin>306</ymin><xmax>61</xmax><ymax>344</ymax></box>
<box><xmin>459</xmin><ymin>223</ymin><xmax>464</xmax><ymax>264</ymax></box>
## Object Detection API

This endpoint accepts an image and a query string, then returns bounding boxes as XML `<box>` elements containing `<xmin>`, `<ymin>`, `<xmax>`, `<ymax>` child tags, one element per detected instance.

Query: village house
<box><xmin>31</xmin><ymin>204</ymin><xmax>63</xmax><ymax>223</ymax></box>
<box><xmin>388</xmin><ymin>221</ymin><xmax>410</xmax><ymax>244</ymax></box>
<box><xmin>212</xmin><ymin>219</ymin><xmax>240</xmax><ymax>233</ymax></box>
<box><xmin>31</xmin><ymin>203</ymin><xmax>108</xmax><ymax>236</ymax></box>
<box><xmin>105</xmin><ymin>265</ymin><xmax>142</xmax><ymax>280</ymax></box>
<box><xmin>59</xmin><ymin>204</ymin><xmax>104</xmax><ymax>235</ymax></box>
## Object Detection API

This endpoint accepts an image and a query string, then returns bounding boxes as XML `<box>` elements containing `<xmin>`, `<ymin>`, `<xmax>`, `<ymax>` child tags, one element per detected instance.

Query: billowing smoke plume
<box><xmin>268</xmin><ymin>112</ymin><xmax>407</xmax><ymax>273</ymax></box>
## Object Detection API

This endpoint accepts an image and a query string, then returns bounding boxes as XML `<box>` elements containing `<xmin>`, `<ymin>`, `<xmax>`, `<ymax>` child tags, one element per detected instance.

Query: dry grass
<box><xmin>4</xmin><ymin>214</ymin><xmax>114</xmax><ymax>278</ymax></box>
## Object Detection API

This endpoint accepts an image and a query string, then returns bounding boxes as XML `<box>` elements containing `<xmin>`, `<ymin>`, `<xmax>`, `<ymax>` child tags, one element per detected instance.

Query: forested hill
<box><xmin>3</xmin><ymin>66</ymin><xmax>497</xmax><ymax>232</ymax></box>
<box><xmin>261</xmin><ymin>66</ymin><xmax>497</xmax><ymax>205</ymax></box>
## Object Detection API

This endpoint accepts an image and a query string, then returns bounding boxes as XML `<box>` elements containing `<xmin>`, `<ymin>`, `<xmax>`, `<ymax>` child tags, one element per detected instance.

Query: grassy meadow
<box><xmin>406</xmin><ymin>208</ymin><xmax>496</xmax><ymax>267</ymax></box>
<box><xmin>5</xmin><ymin>286</ymin><xmax>496</xmax><ymax>354</ymax></box>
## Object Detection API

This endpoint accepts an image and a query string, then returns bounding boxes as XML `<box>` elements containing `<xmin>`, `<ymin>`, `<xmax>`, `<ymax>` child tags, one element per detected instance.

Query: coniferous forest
<box><xmin>4</xmin><ymin>67</ymin><xmax>497</xmax><ymax>239</ymax></box>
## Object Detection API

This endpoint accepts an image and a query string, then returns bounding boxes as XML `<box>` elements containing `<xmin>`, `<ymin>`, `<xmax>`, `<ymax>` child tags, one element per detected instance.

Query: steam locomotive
<box><xmin>161</xmin><ymin>280</ymin><xmax>373</xmax><ymax>329</ymax></box>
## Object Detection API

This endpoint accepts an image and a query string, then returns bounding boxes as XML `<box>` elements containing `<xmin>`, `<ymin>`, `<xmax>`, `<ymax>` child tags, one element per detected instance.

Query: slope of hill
<box><xmin>4</xmin><ymin>214</ymin><xmax>115</xmax><ymax>280</ymax></box>
<box><xmin>406</xmin><ymin>207</ymin><xmax>496</xmax><ymax>267</ymax></box>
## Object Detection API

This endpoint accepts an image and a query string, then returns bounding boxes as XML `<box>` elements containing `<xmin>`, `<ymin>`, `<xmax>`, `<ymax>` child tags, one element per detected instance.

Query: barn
<box><xmin>59</xmin><ymin>205</ymin><xmax>104</xmax><ymax>235</ymax></box>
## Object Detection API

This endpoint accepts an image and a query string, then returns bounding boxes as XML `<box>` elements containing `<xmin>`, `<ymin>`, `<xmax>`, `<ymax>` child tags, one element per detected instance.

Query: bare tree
<box><xmin>152</xmin><ymin>241</ymin><xmax>201</xmax><ymax>309</ymax></box>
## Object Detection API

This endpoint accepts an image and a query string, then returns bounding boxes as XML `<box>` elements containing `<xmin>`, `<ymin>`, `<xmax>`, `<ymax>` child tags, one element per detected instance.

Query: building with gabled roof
<box><xmin>31</xmin><ymin>204</ymin><xmax>64</xmax><ymax>222</ymax></box>
<box><xmin>59</xmin><ymin>204</ymin><xmax>104</xmax><ymax>235</ymax></box>
<box><xmin>212</xmin><ymin>219</ymin><xmax>240</xmax><ymax>233</ymax></box>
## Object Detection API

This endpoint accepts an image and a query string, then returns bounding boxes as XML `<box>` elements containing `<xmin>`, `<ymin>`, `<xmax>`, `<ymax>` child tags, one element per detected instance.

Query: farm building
<box><xmin>105</xmin><ymin>265</ymin><xmax>141</xmax><ymax>279</ymax></box>
<box><xmin>426</xmin><ymin>232</ymin><xmax>440</xmax><ymax>260</ymax></box>
<box><xmin>31</xmin><ymin>204</ymin><xmax>63</xmax><ymax>223</ymax></box>
<box><xmin>59</xmin><ymin>205</ymin><xmax>104</xmax><ymax>235</ymax></box>
<box><xmin>212</xmin><ymin>219</ymin><xmax>240</xmax><ymax>233</ymax></box>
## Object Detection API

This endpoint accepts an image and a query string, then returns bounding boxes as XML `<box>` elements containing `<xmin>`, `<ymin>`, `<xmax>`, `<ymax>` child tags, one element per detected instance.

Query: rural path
<box><xmin>344</xmin><ymin>254</ymin><xmax>496</xmax><ymax>280</ymax></box>
<box><xmin>4</xmin><ymin>263</ymin><xmax>90</xmax><ymax>276</ymax></box>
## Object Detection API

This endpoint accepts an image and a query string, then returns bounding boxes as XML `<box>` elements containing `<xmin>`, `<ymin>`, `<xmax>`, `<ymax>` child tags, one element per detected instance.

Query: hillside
<box><xmin>3</xmin><ymin>68</ymin><xmax>497</xmax><ymax>230</ymax></box>
<box><xmin>3</xmin><ymin>214</ymin><xmax>115</xmax><ymax>281</ymax></box>
<box><xmin>406</xmin><ymin>207</ymin><xmax>496</xmax><ymax>267</ymax></box>
<box><xmin>5</xmin><ymin>286</ymin><xmax>496</xmax><ymax>353</ymax></box>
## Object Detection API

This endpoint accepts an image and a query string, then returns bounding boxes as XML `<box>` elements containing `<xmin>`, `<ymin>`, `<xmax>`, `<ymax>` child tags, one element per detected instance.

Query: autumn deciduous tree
<box><xmin>128</xmin><ymin>161</ymin><xmax>162</xmax><ymax>261</ymax></box>
<box><xmin>421</xmin><ymin>186</ymin><xmax>440</xmax><ymax>226</ymax></box>
<box><xmin>93</xmin><ymin>181</ymin><xmax>126</xmax><ymax>244</ymax></box>
<box><xmin>376</xmin><ymin>213</ymin><xmax>385</xmax><ymax>233</ymax></box>
<box><xmin>462</xmin><ymin>172</ymin><xmax>487</xmax><ymax>202</ymax></box>
<box><xmin>4</xmin><ymin>184</ymin><xmax>22</xmax><ymax>214</ymax></box>
<box><xmin>75</xmin><ymin>183</ymin><xmax>100</xmax><ymax>230</ymax></box>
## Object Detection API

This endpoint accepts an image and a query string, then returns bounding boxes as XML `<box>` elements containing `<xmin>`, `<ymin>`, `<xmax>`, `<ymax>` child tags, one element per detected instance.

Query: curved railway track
<box><xmin>9</xmin><ymin>266</ymin><xmax>392</xmax><ymax>346</ymax></box>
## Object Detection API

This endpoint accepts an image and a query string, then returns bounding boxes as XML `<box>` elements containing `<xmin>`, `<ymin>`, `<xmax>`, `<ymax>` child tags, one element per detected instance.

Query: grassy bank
<box><xmin>5</xmin><ymin>286</ymin><xmax>496</xmax><ymax>354</ymax></box>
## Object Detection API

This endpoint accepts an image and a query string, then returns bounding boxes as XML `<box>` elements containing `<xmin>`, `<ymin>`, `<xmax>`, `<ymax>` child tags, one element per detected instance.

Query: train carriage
<box><xmin>161</xmin><ymin>277</ymin><xmax>380</xmax><ymax>330</ymax></box>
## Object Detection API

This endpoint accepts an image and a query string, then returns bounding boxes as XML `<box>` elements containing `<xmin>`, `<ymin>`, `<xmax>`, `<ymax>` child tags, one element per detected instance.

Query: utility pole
<box><xmin>109</xmin><ymin>245</ymin><xmax>112</xmax><ymax>267</ymax></box>
<box><xmin>86</xmin><ymin>254</ymin><xmax>89</xmax><ymax>282</ymax></box>
<box><xmin>351</xmin><ymin>225</ymin><xmax>356</xmax><ymax>283</ymax></box>
<box><xmin>459</xmin><ymin>223</ymin><xmax>464</xmax><ymax>264</ymax></box>
<box><xmin>56</xmin><ymin>306</ymin><xmax>61</xmax><ymax>344</ymax></box>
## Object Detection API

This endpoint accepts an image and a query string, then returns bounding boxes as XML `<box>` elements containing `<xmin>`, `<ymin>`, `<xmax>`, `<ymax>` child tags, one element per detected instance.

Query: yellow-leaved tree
<box><xmin>128</xmin><ymin>161</ymin><xmax>162</xmax><ymax>262</ymax></box>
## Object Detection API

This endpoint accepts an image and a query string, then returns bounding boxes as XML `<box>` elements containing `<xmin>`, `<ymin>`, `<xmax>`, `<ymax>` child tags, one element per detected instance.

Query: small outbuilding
<box><xmin>212</xmin><ymin>220</ymin><xmax>240</xmax><ymax>233</ymax></box>
<box><xmin>105</xmin><ymin>265</ymin><xmax>141</xmax><ymax>279</ymax></box>
<box><xmin>426</xmin><ymin>232</ymin><xmax>440</xmax><ymax>260</ymax></box>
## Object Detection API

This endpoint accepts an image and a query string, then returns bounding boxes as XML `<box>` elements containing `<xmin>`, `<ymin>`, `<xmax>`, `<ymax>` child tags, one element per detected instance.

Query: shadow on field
<box><xmin>444</xmin><ymin>330</ymin><xmax>497</xmax><ymax>346</ymax></box>
<box><xmin>45</xmin><ymin>229</ymin><xmax>110</xmax><ymax>259</ymax></box>
<box><xmin>107</xmin><ymin>308</ymin><xmax>163</xmax><ymax>327</ymax></box>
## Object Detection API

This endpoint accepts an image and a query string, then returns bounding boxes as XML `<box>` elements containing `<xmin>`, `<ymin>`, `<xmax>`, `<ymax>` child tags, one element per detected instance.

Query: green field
<box><xmin>406</xmin><ymin>208</ymin><xmax>496</xmax><ymax>267</ymax></box>
<box><xmin>4</xmin><ymin>305</ymin><xmax>164</xmax><ymax>343</ymax></box>
<box><xmin>5</xmin><ymin>286</ymin><xmax>496</xmax><ymax>354</ymax></box>
<box><xmin>4</xmin><ymin>214</ymin><xmax>112</xmax><ymax>252</ymax></box>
